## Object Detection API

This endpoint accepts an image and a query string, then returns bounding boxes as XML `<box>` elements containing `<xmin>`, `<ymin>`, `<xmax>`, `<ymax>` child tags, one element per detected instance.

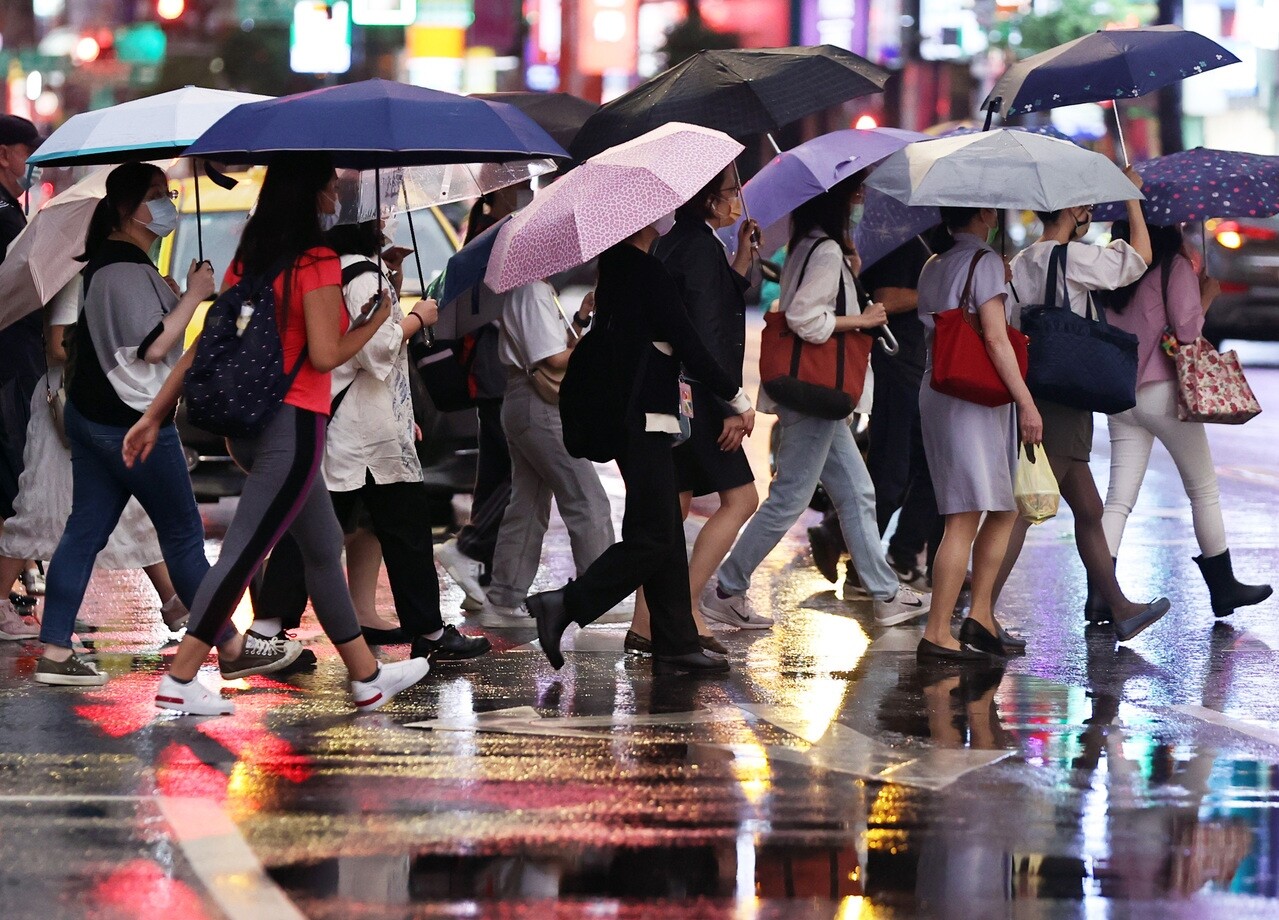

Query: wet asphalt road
<box><xmin>2</xmin><ymin>339</ymin><xmax>1279</xmax><ymax>919</ymax></box>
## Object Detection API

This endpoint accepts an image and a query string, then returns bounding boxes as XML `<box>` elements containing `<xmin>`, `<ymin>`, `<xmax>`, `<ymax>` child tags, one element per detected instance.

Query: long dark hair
<box><xmin>325</xmin><ymin>219</ymin><xmax>382</xmax><ymax>258</ymax></box>
<box><xmin>789</xmin><ymin>171</ymin><xmax>867</xmax><ymax>255</ymax></box>
<box><xmin>77</xmin><ymin>162</ymin><xmax>166</xmax><ymax>262</ymax></box>
<box><xmin>232</xmin><ymin>151</ymin><xmax>334</xmax><ymax>280</ymax></box>
<box><xmin>1096</xmin><ymin>220</ymin><xmax>1185</xmax><ymax>313</ymax></box>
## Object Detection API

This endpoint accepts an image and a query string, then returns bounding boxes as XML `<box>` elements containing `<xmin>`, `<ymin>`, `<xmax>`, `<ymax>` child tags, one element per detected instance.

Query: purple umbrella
<box><xmin>1091</xmin><ymin>148</ymin><xmax>1279</xmax><ymax>225</ymax></box>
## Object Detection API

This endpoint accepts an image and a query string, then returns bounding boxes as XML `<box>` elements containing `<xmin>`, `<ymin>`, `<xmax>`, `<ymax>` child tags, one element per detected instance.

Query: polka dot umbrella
<box><xmin>1091</xmin><ymin>149</ymin><xmax>1279</xmax><ymax>225</ymax></box>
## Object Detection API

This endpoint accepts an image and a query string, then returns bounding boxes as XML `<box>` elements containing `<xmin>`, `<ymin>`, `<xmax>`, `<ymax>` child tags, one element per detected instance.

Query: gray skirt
<box><xmin>919</xmin><ymin>382</ymin><xmax>1017</xmax><ymax>515</ymax></box>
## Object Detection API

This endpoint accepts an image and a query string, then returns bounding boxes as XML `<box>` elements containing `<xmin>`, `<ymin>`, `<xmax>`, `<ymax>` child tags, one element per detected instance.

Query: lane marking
<box><xmin>1174</xmin><ymin>704</ymin><xmax>1279</xmax><ymax>748</ymax></box>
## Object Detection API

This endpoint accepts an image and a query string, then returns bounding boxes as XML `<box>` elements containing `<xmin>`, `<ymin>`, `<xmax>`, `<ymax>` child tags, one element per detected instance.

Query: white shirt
<box><xmin>323</xmin><ymin>255</ymin><xmax>422</xmax><ymax>491</ymax></box>
<box><xmin>1010</xmin><ymin>239</ymin><xmax>1147</xmax><ymax>324</ymax></box>
<box><xmin>496</xmin><ymin>281</ymin><xmax>571</xmax><ymax>370</ymax></box>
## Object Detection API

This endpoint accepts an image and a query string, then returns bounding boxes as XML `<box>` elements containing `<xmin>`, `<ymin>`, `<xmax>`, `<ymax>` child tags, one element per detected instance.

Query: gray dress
<box><xmin>917</xmin><ymin>233</ymin><xmax>1017</xmax><ymax>515</ymax></box>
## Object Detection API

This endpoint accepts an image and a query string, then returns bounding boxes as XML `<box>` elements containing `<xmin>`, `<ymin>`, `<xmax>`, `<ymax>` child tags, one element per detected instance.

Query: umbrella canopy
<box><xmin>473</xmin><ymin>92</ymin><xmax>598</xmax><ymax>151</ymax></box>
<box><xmin>0</xmin><ymin>166</ymin><xmax>115</xmax><ymax>331</ymax></box>
<box><xmin>486</xmin><ymin>123</ymin><xmax>743</xmax><ymax>293</ymax></box>
<box><xmin>570</xmin><ymin>46</ymin><xmax>890</xmax><ymax>161</ymax></box>
<box><xmin>1090</xmin><ymin>148</ymin><xmax>1279</xmax><ymax>225</ymax></box>
<box><xmin>865</xmin><ymin>129</ymin><xmax>1143</xmax><ymax>211</ymax></box>
<box><xmin>186</xmin><ymin>79</ymin><xmax>569</xmax><ymax>169</ymax></box>
<box><xmin>27</xmin><ymin>86</ymin><xmax>272</xmax><ymax>167</ymax></box>
<box><xmin>982</xmin><ymin>26</ymin><xmax>1239</xmax><ymax>116</ymax></box>
<box><xmin>333</xmin><ymin>162</ymin><xmax>557</xmax><ymax>226</ymax></box>
<box><xmin>432</xmin><ymin>216</ymin><xmax>511</xmax><ymax>339</ymax></box>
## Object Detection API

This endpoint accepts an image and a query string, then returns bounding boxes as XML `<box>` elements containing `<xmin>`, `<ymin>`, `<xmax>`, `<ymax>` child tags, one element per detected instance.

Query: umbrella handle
<box><xmin>191</xmin><ymin>158</ymin><xmax>204</xmax><ymax>265</ymax></box>
<box><xmin>874</xmin><ymin>324</ymin><xmax>899</xmax><ymax>356</ymax></box>
<box><xmin>403</xmin><ymin>183</ymin><xmax>428</xmax><ymax>299</ymax></box>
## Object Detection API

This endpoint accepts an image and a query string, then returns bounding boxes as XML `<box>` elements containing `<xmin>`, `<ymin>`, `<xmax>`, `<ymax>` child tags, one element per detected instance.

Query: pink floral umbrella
<box><xmin>484</xmin><ymin>122</ymin><xmax>743</xmax><ymax>294</ymax></box>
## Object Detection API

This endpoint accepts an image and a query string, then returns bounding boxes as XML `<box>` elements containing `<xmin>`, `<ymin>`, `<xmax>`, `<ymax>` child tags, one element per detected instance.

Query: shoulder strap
<box><xmin>341</xmin><ymin>259</ymin><xmax>380</xmax><ymax>286</ymax></box>
<box><xmin>957</xmin><ymin>250</ymin><xmax>989</xmax><ymax>337</ymax></box>
<box><xmin>1043</xmin><ymin>244</ymin><xmax>1068</xmax><ymax>309</ymax></box>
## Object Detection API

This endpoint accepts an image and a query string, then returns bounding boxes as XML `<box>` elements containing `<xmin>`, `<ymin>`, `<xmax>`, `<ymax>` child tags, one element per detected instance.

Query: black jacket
<box><xmin>0</xmin><ymin>185</ymin><xmax>42</xmax><ymax>386</ymax></box>
<box><xmin>594</xmin><ymin>243</ymin><xmax>739</xmax><ymax>421</ymax></box>
<box><xmin>652</xmin><ymin>217</ymin><xmax>749</xmax><ymax>389</ymax></box>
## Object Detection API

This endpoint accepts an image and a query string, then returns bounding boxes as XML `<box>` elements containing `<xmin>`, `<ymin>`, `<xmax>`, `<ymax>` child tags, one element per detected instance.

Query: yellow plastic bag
<box><xmin>1014</xmin><ymin>444</ymin><xmax>1059</xmax><ymax>524</ymax></box>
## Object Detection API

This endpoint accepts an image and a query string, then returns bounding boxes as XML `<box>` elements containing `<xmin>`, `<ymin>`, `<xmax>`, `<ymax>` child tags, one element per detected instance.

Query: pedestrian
<box><xmin>123</xmin><ymin>153</ymin><xmax>430</xmax><ymax>715</ymax></box>
<box><xmin>1099</xmin><ymin>220</ymin><xmax>1271</xmax><ymax>617</ymax></box>
<box><xmin>0</xmin><ymin>115</ymin><xmax>48</xmax><ymax>606</ymax></box>
<box><xmin>627</xmin><ymin>167</ymin><xmax>763</xmax><ymax>651</ymax></box>
<box><xmin>915</xmin><ymin>207</ymin><xmax>1041</xmax><ymax>662</ymax></box>
<box><xmin>32</xmin><ymin>162</ymin><xmax>238</xmax><ymax>687</ymax></box>
<box><xmin>527</xmin><ymin>220</ymin><xmax>755</xmax><ymax>676</ymax></box>
<box><xmin>710</xmin><ymin>174</ymin><xmax>932</xmax><ymax>629</ymax></box>
<box><xmin>994</xmin><ymin>167</ymin><xmax>1171</xmax><ymax>641</ymax></box>
<box><xmin>0</xmin><ymin>281</ymin><xmax>188</xmax><ymax>642</ymax></box>
<box><xmin>476</xmin><ymin>281</ymin><xmax>615</xmax><ymax>625</ymax></box>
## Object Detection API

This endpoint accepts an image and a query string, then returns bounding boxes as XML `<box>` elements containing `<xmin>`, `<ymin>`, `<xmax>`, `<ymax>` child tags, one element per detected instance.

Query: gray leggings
<box><xmin>186</xmin><ymin>404</ymin><xmax>361</xmax><ymax>647</ymax></box>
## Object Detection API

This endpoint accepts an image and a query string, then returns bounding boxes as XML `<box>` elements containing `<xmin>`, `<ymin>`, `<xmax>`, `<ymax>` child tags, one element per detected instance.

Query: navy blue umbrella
<box><xmin>185</xmin><ymin>79</ymin><xmax>569</xmax><ymax>168</ymax></box>
<box><xmin>434</xmin><ymin>215</ymin><xmax>510</xmax><ymax>339</ymax></box>
<box><xmin>1091</xmin><ymin>148</ymin><xmax>1279</xmax><ymax>225</ymax></box>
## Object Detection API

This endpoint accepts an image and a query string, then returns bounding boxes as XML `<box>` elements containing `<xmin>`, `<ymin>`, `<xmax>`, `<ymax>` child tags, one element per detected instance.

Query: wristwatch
<box><xmin>572</xmin><ymin>311</ymin><xmax>593</xmax><ymax>329</ymax></box>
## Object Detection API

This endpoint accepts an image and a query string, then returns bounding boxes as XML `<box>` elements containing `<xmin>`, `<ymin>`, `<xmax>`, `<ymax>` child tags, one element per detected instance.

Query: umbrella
<box><xmin>26</xmin><ymin>86</ymin><xmax>271</xmax><ymax>167</ymax></box>
<box><xmin>434</xmin><ymin>215</ymin><xmax>510</xmax><ymax>339</ymax></box>
<box><xmin>865</xmin><ymin>129</ymin><xmax>1143</xmax><ymax>212</ymax></box>
<box><xmin>1091</xmin><ymin>148</ymin><xmax>1279</xmax><ymax>225</ymax></box>
<box><xmin>186</xmin><ymin>79</ymin><xmax>569</xmax><ymax>169</ymax></box>
<box><xmin>473</xmin><ymin>92</ymin><xmax>598</xmax><ymax>151</ymax></box>
<box><xmin>486</xmin><ymin>123</ymin><xmax>743</xmax><ymax>293</ymax></box>
<box><xmin>569</xmin><ymin>46</ymin><xmax>890</xmax><ymax>161</ymax></box>
<box><xmin>332</xmin><ymin>161</ymin><xmax>558</xmax><ymax>226</ymax></box>
<box><xmin>981</xmin><ymin>26</ymin><xmax>1239</xmax><ymax>163</ymax></box>
<box><xmin>0</xmin><ymin>166</ymin><xmax>113</xmax><ymax>332</ymax></box>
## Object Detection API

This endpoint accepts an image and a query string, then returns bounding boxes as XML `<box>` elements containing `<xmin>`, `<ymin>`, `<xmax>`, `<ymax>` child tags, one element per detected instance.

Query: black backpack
<box><xmin>558</xmin><ymin>314</ymin><xmax>650</xmax><ymax>463</ymax></box>
<box><xmin>184</xmin><ymin>260</ymin><xmax>300</xmax><ymax>439</ymax></box>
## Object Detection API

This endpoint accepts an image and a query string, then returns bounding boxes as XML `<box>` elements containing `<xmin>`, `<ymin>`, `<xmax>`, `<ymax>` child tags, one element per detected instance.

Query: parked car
<box><xmin>1202</xmin><ymin>216</ymin><xmax>1279</xmax><ymax>346</ymax></box>
<box><xmin>159</xmin><ymin>171</ymin><xmax>478</xmax><ymax>518</ymax></box>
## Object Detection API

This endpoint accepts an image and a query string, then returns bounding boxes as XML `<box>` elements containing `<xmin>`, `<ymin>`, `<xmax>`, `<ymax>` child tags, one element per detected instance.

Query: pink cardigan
<box><xmin>1107</xmin><ymin>254</ymin><xmax>1204</xmax><ymax>388</ymax></box>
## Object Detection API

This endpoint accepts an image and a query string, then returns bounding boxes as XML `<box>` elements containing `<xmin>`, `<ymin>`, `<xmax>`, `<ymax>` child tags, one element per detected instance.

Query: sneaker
<box><xmin>0</xmin><ymin>600</ymin><xmax>40</xmax><ymax>641</ymax></box>
<box><xmin>155</xmin><ymin>674</ymin><xmax>235</xmax><ymax>716</ymax></box>
<box><xmin>411</xmin><ymin>625</ymin><xmax>491</xmax><ymax>661</ymax></box>
<box><xmin>160</xmin><ymin>595</ymin><xmax>190</xmax><ymax>632</ymax></box>
<box><xmin>436</xmin><ymin>540</ymin><xmax>486</xmax><ymax>609</ymax></box>
<box><xmin>699</xmin><ymin>581</ymin><xmax>774</xmax><ymax>630</ymax></box>
<box><xmin>219</xmin><ymin>630</ymin><xmax>303</xmax><ymax>679</ymax></box>
<box><xmin>874</xmin><ymin>586</ymin><xmax>931</xmax><ymax>627</ymax></box>
<box><xmin>34</xmin><ymin>652</ymin><xmax>107</xmax><ymax>686</ymax></box>
<box><xmin>21</xmin><ymin>568</ymin><xmax>46</xmax><ymax>596</ymax></box>
<box><xmin>351</xmin><ymin>658</ymin><xmax>431</xmax><ymax>712</ymax></box>
<box><xmin>474</xmin><ymin>599</ymin><xmax>531</xmax><ymax>627</ymax></box>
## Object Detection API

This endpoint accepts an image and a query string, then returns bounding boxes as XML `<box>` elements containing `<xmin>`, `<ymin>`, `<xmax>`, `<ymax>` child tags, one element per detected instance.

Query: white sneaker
<box><xmin>874</xmin><ymin>586</ymin><xmax>931</xmax><ymax>627</ymax></box>
<box><xmin>351</xmin><ymin>658</ymin><xmax>431</xmax><ymax>713</ymax></box>
<box><xmin>436</xmin><ymin>539</ymin><xmax>486</xmax><ymax>609</ymax></box>
<box><xmin>155</xmin><ymin>674</ymin><xmax>235</xmax><ymax>716</ymax></box>
<box><xmin>699</xmin><ymin>581</ymin><xmax>774</xmax><ymax>629</ymax></box>
<box><xmin>0</xmin><ymin>600</ymin><xmax>40</xmax><ymax>640</ymax></box>
<box><xmin>474</xmin><ymin>599</ymin><xmax>530</xmax><ymax>627</ymax></box>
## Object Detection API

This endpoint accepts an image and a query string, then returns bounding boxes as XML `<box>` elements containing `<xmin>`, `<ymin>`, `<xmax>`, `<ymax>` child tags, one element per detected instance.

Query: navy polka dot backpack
<box><xmin>184</xmin><ymin>261</ymin><xmax>303</xmax><ymax>439</ymax></box>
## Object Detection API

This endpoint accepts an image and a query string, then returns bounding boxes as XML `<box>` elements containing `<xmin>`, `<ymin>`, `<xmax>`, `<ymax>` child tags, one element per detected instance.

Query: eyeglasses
<box><xmin>717</xmin><ymin>186</ymin><xmax>742</xmax><ymax>199</ymax></box>
<box><xmin>147</xmin><ymin>189</ymin><xmax>180</xmax><ymax>202</ymax></box>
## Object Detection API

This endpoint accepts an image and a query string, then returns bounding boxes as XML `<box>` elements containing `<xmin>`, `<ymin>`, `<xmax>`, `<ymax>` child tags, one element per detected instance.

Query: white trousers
<box><xmin>1102</xmin><ymin>380</ymin><xmax>1227</xmax><ymax>558</ymax></box>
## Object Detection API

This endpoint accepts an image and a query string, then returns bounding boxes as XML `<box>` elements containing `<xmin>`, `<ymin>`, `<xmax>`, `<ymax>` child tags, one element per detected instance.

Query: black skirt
<box><xmin>673</xmin><ymin>382</ymin><xmax>754</xmax><ymax>497</ymax></box>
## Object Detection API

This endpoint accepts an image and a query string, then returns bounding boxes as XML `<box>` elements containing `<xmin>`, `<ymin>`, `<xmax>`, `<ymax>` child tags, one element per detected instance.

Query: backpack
<box><xmin>558</xmin><ymin>314</ymin><xmax>650</xmax><ymax>463</ymax></box>
<box><xmin>184</xmin><ymin>260</ymin><xmax>301</xmax><ymax>439</ymax></box>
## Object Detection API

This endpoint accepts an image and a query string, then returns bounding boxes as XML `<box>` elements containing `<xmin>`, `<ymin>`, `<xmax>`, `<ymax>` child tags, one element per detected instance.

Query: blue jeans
<box><xmin>40</xmin><ymin>401</ymin><xmax>209</xmax><ymax>649</ymax></box>
<box><xmin>718</xmin><ymin>407</ymin><xmax>898</xmax><ymax>601</ymax></box>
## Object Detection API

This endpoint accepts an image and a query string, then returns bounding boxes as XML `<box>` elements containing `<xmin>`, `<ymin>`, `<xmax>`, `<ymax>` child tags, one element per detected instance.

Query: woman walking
<box><xmin>627</xmin><ymin>168</ymin><xmax>762</xmax><ymax>652</ymax></box>
<box><xmin>527</xmin><ymin>220</ymin><xmax>755</xmax><ymax>676</ymax></box>
<box><xmin>1099</xmin><ymin>221</ymin><xmax>1271</xmax><ymax>617</ymax></box>
<box><xmin>124</xmin><ymin>153</ymin><xmax>429</xmax><ymax>715</ymax></box>
<box><xmin>915</xmin><ymin>207</ymin><xmax>1042</xmax><ymax>662</ymax></box>
<box><xmin>709</xmin><ymin>175</ymin><xmax>931</xmax><ymax>629</ymax></box>
<box><xmin>995</xmin><ymin>168</ymin><xmax>1171</xmax><ymax>641</ymax></box>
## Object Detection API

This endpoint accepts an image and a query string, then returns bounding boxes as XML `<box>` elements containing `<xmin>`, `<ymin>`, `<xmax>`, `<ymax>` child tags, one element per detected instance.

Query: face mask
<box><xmin>653</xmin><ymin>212</ymin><xmax>676</xmax><ymax>236</ymax></box>
<box><xmin>318</xmin><ymin>190</ymin><xmax>339</xmax><ymax>232</ymax></box>
<box><xmin>723</xmin><ymin>195</ymin><xmax>743</xmax><ymax>223</ymax></box>
<box><xmin>136</xmin><ymin>197</ymin><xmax>178</xmax><ymax>237</ymax></box>
<box><xmin>17</xmin><ymin>169</ymin><xmax>34</xmax><ymax>191</ymax></box>
<box><xmin>1073</xmin><ymin>210</ymin><xmax>1091</xmax><ymax>237</ymax></box>
<box><xmin>848</xmin><ymin>203</ymin><xmax>865</xmax><ymax>233</ymax></box>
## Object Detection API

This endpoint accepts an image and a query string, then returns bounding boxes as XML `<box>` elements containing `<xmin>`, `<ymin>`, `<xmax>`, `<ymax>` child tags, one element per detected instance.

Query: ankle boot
<box><xmin>1084</xmin><ymin>558</ymin><xmax>1116</xmax><ymax>625</ymax></box>
<box><xmin>1193</xmin><ymin>550</ymin><xmax>1273</xmax><ymax>618</ymax></box>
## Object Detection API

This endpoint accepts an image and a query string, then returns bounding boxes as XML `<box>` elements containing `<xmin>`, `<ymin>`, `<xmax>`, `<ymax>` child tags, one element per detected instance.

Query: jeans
<box><xmin>1102</xmin><ymin>380</ymin><xmax>1227</xmax><ymax>558</ymax></box>
<box><xmin>718</xmin><ymin>407</ymin><xmax>898</xmax><ymax>601</ymax></box>
<box><xmin>41</xmin><ymin>400</ymin><xmax>208</xmax><ymax>649</ymax></box>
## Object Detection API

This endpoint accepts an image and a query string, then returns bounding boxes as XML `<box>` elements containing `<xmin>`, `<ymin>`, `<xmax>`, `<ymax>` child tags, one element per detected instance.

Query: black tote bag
<box><xmin>1021</xmin><ymin>244</ymin><xmax>1139</xmax><ymax>415</ymax></box>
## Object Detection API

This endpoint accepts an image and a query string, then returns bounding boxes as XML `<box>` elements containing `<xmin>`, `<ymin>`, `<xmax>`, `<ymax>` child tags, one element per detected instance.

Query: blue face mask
<box><xmin>17</xmin><ymin>169</ymin><xmax>34</xmax><ymax>191</ymax></box>
<box><xmin>849</xmin><ymin>203</ymin><xmax>865</xmax><ymax>226</ymax></box>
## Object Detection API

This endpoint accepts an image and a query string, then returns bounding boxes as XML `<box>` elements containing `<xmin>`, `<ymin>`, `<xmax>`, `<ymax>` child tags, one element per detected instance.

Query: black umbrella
<box><xmin>569</xmin><ymin>45</ymin><xmax>891</xmax><ymax>161</ymax></box>
<box><xmin>473</xmin><ymin>91</ymin><xmax>598</xmax><ymax>151</ymax></box>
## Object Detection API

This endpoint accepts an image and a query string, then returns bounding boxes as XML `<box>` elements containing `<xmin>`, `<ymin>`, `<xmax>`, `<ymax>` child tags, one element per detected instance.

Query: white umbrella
<box><xmin>865</xmin><ymin>129</ymin><xmax>1144</xmax><ymax>212</ymax></box>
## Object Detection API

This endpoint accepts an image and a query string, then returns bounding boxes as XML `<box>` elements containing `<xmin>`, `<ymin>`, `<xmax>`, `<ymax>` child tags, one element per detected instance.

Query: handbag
<box><xmin>930</xmin><ymin>250</ymin><xmax>1029</xmax><ymax>407</ymax></box>
<box><xmin>506</xmin><ymin>293</ymin><xmax>576</xmax><ymax>406</ymax></box>
<box><xmin>759</xmin><ymin>238</ymin><xmax>873</xmax><ymax>420</ymax></box>
<box><xmin>1022</xmin><ymin>244</ymin><xmax>1139</xmax><ymax>415</ymax></box>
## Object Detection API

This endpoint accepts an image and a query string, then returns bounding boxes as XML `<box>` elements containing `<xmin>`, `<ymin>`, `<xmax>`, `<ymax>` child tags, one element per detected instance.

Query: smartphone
<box><xmin>349</xmin><ymin>291</ymin><xmax>381</xmax><ymax>328</ymax></box>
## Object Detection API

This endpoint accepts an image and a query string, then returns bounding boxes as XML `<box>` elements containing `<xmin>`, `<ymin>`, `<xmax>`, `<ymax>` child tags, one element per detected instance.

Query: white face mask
<box><xmin>319</xmin><ymin>190</ymin><xmax>339</xmax><ymax>232</ymax></box>
<box><xmin>382</xmin><ymin>213</ymin><xmax>400</xmax><ymax>244</ymax></box>
<box><xmin>136</xmin><ymin>197</ymin><xmax>179</xmax><ymax>237</ymax></box>
<box><xmin>653</xmin><ymin>212</ymin><xmax>677</xmax><ymax>236</ymax></box>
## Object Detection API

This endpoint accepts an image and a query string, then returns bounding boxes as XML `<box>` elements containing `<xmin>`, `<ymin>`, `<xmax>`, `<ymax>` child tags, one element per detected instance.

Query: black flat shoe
<box><xmin>808</xmin><ymin>525</ymin><xmax>841</xmax><ymax>583</ymax></box>
<box><xmin>653</xmin><ymin>650</ymin><xmax>731</xmax><ymax>676</ymax></box>
<box><xmin>1113</xmin><ymin>597</ymin><xmax>1171</xmax><ymax>642</ymax></box>
<box><xmin>362</xmin><ymin>625</ymin><xmax>410</xmax><ymax>646</ymax></box>
<box><xmin>958</xmin><ymin>618</ymin><xmax>1007</xmax><ymax>657</ymax></box>
<box><xmin>411</xmin><ymin>625</ymin><xmax>492</xmax><ymax>661</ymax></box>
<box><xmin>624</xmin><ymin>629</ymin><xmax>652</xmax><ymax>655</ymax></box>
<box><xmin>528</xmin><ymin>588</ymin><xmax>572</xmax><ymax>669</ymax></box>
<box><xmin>917</xmin><ymin>638</ymin><xmax>994</xmax><ymax>664</ymax></box>
<box><xmin>995</xmin><ymin>622</ymin><xmax>1027</xmax><ymax>654</ymax></box>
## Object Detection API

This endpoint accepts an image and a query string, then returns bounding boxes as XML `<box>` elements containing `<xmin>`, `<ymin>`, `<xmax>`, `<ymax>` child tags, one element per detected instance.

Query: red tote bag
<box><xmin>930</xmin><ymin>250</ymin><xmax>1028</xmax><ymax>408</ymax></box>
